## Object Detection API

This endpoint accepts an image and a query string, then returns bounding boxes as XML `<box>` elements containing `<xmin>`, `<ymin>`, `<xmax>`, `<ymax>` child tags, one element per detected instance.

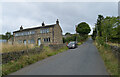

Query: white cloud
<box><xmin>1</xmin><ymin>0</ymin><xmax>119</xmax><ymax>2</ymax></box>
<box><xmin>1</xmin><ymin>2</ymin><xmax>118</xmax><ymax>35</ymax></box>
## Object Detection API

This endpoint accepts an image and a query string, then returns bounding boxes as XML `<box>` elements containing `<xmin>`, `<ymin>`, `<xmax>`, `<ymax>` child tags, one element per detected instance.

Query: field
<box><xmin>0</xmin><ymin>43</ymin><xmax>34</xmax><ymax>53</ymax></box>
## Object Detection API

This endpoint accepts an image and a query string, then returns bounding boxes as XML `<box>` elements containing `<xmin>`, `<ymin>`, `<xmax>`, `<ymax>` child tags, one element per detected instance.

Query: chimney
<box><xmin>42</xmin><ymin>22</ymin><xmax>45</xmax><ymax>26</ymax></box>
<box><xmin>20</xmin><ymin>25</ymin><xmax>23</xmax><ymax>30</ymax></box>
<box><xmin>56</xmin><ymin>19</ymin><xmax>59</xmax><ymax>25</ymax></box>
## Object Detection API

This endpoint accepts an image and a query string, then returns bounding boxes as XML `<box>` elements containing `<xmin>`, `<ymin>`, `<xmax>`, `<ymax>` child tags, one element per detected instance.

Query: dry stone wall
<box><xmin>2</xmin><ymin>44</ymin><xmax>66</xmax><ymax>64</ymax></box>
<box><xmin>110</xmin><ymin>45</ymin><xmax>120</xmax><ymax>61</ymax></box>
<box><xmin>2</xmin><ymin>45</ymin><xmax>44</xmax><ymax>64</ymax></box>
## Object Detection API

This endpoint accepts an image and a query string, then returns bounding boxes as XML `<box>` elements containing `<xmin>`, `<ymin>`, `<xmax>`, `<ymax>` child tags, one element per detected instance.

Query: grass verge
<box><xmin>1</xmin><ymin>43</ymin><xmax>34</xmax><ymax>53</ymax></box>
<box><xmin>106</xmin><ymin>42</ymin><xmax>120</xmax><ymax>47</ymax></box>
<box><xmin>77</xmin><ymin>42</ymin><xmax>83</xmax><ymax>46</ymax></box>
<box><xmin>2</xmin><ymin>46</ymin><xmax>68</xmax><ymax>76</ymax></box>
<box><xmin>94</xmin><ymin>41</ymin><xmax>119</xmax><ymax>76</ymax></box>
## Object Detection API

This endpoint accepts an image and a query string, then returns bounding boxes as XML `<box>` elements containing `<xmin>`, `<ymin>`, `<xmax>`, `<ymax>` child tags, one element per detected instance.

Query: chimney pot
<box><xmin>42</xmin><ymin>22</ymin><xmax>45</xmax><ymax>26</ymax></box>
<box><xmin>56</xmin><ymin>19</ymin><xmax>59</xmax><ymax>24</ymax></box>
<box><xmin>20</xmin><ymin>25</ymin><xmax>23</xmax><ymax>30</ymax></box>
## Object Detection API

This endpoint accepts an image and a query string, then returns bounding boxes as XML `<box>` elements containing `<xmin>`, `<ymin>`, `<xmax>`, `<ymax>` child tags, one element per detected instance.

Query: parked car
<box><xmin>67</xmin><ymin>41</ymin><xmax>77</xmax><ymax>49</ymax></box>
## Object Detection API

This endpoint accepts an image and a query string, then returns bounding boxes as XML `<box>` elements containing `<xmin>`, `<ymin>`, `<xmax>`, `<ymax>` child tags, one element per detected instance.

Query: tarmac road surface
<box><xmin>11</xmin><ymin>38</ymin><xmax>108</xmax><ymax>75</ymax></box>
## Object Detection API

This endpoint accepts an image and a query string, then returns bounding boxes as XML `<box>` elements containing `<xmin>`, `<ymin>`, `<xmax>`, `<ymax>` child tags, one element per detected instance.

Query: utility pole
<box><xmin>75</xmin><ymin>25</ymin><xmax>77</xmax><ymax>43</ymax></box>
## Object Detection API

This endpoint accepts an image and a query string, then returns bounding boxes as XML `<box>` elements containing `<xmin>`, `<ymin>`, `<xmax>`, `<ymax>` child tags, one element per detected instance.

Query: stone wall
<box><xmin>49</xmin><ymin>44</ymin><xmax>66</xmax><ymax>50</ymax></box>
<box><xmin>110</xmin><ymin>45</ymin><xmax>120</xmax><ymax>61</ymax></box>
<box><xmin>2</xmin><ymin>45</ymin><xmax>44</xmax><ymax>64</ymax></box>
<box><xmin>2</xmin><ymin>44</ymin><xmax>66</xmax><ymax>64</ymax></box>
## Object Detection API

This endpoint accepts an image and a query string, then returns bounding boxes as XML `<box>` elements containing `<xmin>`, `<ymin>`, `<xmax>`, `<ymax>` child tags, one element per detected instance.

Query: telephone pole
<box><xmin>75</xmin><ymin>25</ymin><xmax>77</xmax><ymax>43</ymax></box>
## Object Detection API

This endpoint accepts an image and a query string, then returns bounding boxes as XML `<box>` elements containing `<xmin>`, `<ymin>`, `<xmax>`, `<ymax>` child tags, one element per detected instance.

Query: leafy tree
<box><xmin>76</xmin><ymin>22</ymin><xmax>91</xmax><ymax>36</ymax></box>
<box><xmin>116</xmin><ymin>16</ymin><xmax>120</xmax><ymax>39</ymax></box>
<box><xmin>65</xmin><ymin>32</ymin><xmax>71</xmax><ymax>35</ymax></box>
<box><xmin>96</xmin><ymin>15</ymin><xmax>104</xmax><ymax>36</ymax></box>
<box><xmin>5</xmin><ymin>32</ymin><xmax>13</xmax><ymax>41</ymax></box>
<box><xmin>116</xmin><ymin>25</ymin><xmax>120</xmax><ymax>38</ymax></box>
<box><xmin>93</xmin><ymin>15</ymin><xmax>120</xmax><ymax>43</ymax></box>
<box><xmin>92</xmin><ymin>27</ymin><xmax>97</xmax><ymax>40</ymax></box>
<box><xmin>101</xmin><ymin>16</ymin><xmax>119</xmax><ymax>43</ymax></box>
<box><xmin>63</xmin><ymin>34</ymin><xmax>87</xmax><ymax>43</ymax></box>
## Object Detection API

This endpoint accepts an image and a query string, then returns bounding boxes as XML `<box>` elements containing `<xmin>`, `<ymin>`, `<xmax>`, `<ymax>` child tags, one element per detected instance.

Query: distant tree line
<box><xmin>0</xmin><ymin>32</ymin><xmax>13</xmax><ymax>41</ymax></box>
<box><xmin>92</xmin><ymin>15</ymin><xmax>120</xmax><ymax>43</ymax></box>
<box><xmin>63</xmin><ymin>33</ymin><xmax>88</xmax><ymax>43</ymax></box>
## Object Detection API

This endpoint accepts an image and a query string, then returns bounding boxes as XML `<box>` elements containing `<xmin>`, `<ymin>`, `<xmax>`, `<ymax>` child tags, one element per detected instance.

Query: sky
<box><xmin>1</xmin><ymin>1</ymin><xmax>119</xmax><ymax>35</ymax></box>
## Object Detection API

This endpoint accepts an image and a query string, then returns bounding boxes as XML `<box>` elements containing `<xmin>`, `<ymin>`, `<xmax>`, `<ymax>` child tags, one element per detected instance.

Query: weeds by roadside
<box><xmin>94</xmin><ymin>41</ymin><xmax>119</xmax><ymax>76</ymax></box>
<box><xmin>106</xmin><ymin>42</ymin><xmax>120</xmax><ymax>47</ymax></box>
<box><xmin>1</xmin><ymin>43</ymin><xmax>34</xmax><ymax>53</ymax></box>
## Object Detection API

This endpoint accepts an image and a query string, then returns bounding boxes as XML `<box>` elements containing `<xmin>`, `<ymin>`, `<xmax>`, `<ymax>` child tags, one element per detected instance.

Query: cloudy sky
<box><xmin>1</xmin><ymin>2</ymin><xmax>118</xmax><ymax>35</ymax></box>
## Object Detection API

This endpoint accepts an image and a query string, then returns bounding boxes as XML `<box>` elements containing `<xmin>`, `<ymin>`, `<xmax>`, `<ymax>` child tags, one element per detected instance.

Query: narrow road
<box><xmin>11</xmin><ymin>38</ymin><xmax>108</xmax><ymax>75</ymax></box>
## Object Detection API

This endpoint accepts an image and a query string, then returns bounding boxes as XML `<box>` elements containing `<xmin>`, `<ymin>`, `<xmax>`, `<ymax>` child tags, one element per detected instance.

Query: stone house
<box><xmin>13</xmin><ymin>19</ymin><xmax>63</xmax><ymax>46</ymax></box>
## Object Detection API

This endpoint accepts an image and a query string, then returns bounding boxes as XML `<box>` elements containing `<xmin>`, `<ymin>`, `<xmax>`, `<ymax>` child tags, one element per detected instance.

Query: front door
<box><xmin>38</xmin><ymin>38</ymin><xmax>41</xmax><ymax>46</ymax></box>
<box><xmin>23</xmin><ymin>40</ymin><xmax>26</xmax><ymax>45</ymax></box>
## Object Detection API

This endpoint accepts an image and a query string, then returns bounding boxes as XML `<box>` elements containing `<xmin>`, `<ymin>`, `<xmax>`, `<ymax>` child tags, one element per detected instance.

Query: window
<box><xmin>47</xmin><ymin>29</ymin><xmax>49</xmax><ymax>33</ymax></box>
<box><xmin>31</xmin><ymin>31</ymin><xmax>35</xmax><ymax>34</ymax></box>
<box><xmin>18</xmin><ymin>40</ymin><xmax>22</xmax><ymax>44</ymax></box>
<box><xmin>40</xmin><ymin>30</ymin><xmax>42</xmax><ymax>33</ymax></box>
<box><xmin>15</xmin><ymin>33</ymin><xmax>18</xmax><ymax>36</ymax></box>
<box><xmin>28</xmin><ymin>39</ymin><xmax>35</xmax><ymax>44</ymax></box>
<box><xmin>44</xmin><ymin>38</ymin><xmax>50</xmax><ymax>42</ymax></box>
<box><xmin>31</xmin><ymin>39</ymin><xmax>35</xmax><ymax>43</ymax></box>
<box><xmin>21</xmin><ymin>32</ymin><xmax>23</xmax><ymax>36</ymax></box>
<box><xmin>28</xmin><ymin>40</ymin><xmax>31</xmax><ymax>44</ymax></box>
<box><xmin>15</xmin><ymin>31</ymin><xmax>35</xmax><ymax>36</ymax></box>
<box><xmin>48</xmin><ymin>38</ymin><xmax>50</xmax><ymax>42</ymax></box>
<box><xmin>40</xmin><ymin>28</ymin><xmax>49</xmax><ymax>33</ymax></box>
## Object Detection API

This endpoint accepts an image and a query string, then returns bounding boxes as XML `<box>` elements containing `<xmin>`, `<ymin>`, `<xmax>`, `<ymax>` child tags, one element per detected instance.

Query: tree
<box><xmin>65</xmin><ymin>32</ymin><xmax>71</xmax><ymax>35</ymax></box>
<box><xmin>5</xmin><ymin>32</ymin><xmax>12</xmax><ymax>41</ymax></box>
<box><xmin>101</xmin><ymin>16</ymin><xmax>118</xmax><ymax>43</ymax></box>
<box><xmin>92</xmin><ymin>27</ymin><xmax>97</xmax><ymax>40</ymax></box>
<box><xmin>94</xmin><ymin>15</ymin><xmax>120</xmax><ymax>43</ymax></box>
<box><xmin>76</xmin><ymin>22</ymin><xmax>91</xmax><ymax>36</ymax></box>
<box><xmin>96</xmin><ymin>15</ymin><xmax>104</xmax><ymax>36</ymax></box>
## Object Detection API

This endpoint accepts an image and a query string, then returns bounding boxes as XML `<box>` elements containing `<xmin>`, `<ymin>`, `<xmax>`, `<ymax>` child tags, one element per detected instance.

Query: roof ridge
<box><xmin>13</xmin><ymin>24</ymin><xmax>57</xmax><ymax>33</ymax></box>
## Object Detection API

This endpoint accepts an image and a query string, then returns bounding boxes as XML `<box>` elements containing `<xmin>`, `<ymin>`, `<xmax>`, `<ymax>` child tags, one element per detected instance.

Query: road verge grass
<box><xmin>2</xmin><ymin>46</ymin><xmax>68</xmax><ymax>76</ymax></box>
<box><xmin>1</xmin><ymin>43</ymin><xmax>34</xmax><ymax>53</ymax></box>
<box><xmin>94</xmin><ymin>41</ymin><xmax>119</xmax><ymax>76</ymax></box>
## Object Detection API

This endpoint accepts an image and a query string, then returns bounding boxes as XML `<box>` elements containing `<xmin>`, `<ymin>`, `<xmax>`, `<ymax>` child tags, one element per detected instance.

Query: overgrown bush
<box><xmin>96</xmin><ymin>36</ymin><xmax>105</xmax><ymax>46</ymax></box>
<box><xmin>94</xmin><ymin>42</ymin><xmax>119</xmax><ymax>75</ymax></box>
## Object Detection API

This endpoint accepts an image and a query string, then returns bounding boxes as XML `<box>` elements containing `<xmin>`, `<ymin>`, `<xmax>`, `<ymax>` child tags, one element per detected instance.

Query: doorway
<box><xmin>38</xmin><ymin>38</ymin><xmax>41</xmax><ymax>46</ymax></box>
<box><xmin>23</xmin><ymin>40</ymin><xmax>26</xmax><ymax>45</ymax></box>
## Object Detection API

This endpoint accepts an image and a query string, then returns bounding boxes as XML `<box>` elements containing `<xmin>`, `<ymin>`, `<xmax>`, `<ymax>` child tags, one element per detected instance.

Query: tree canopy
<box><xmin>76</xmin><ymin>22</ymin><xmax>91</xmax><ymax>35</ymax></box>
<box><xmin>92</xmin><ymin>15</ymin><xmax>120</xmax><ymax>43</ymax></box>
<box><xmin>65</xmin><ymin>32</ymin><xmax>71</xmax><ymax>35</ymax></box>
<box><xmin>0</xmin><ymin>32</ymin><xmax>13</xmax><ymax>40</ymax></box>
<box><xmin>96</xmin><ymin>15</ymin><xmax>104</xmax><ymax>36</ymax></box>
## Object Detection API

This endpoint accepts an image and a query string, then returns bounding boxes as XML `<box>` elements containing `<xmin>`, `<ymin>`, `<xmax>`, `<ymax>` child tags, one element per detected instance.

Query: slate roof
<box><xmin>13</xmin><ymin>24</ymin><xmax>56</xmax><ymax>33</ymax></box>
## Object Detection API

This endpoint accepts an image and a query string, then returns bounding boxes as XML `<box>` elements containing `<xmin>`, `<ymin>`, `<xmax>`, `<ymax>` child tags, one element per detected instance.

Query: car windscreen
<box><xmin>68</xmin><ymin>42</ymin><xmax>75</xmax><ymax>45</ymax></box>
